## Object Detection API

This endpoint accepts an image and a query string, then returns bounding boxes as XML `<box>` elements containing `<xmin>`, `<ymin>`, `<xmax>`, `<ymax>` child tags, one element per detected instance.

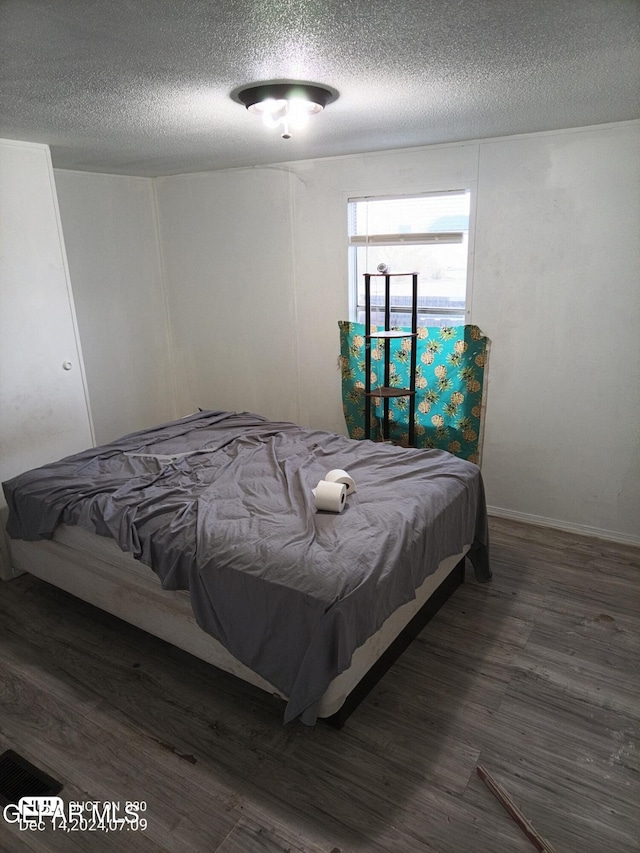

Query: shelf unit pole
<box><xmin>409</xmin><ymin>272</ymin><xmax>418</xmax><ymax>447</ymax></box>
<box><xmin>383</xmin><ymin>273</ymin><xmax>392</xmax><ymax>440</ymax></box>
<box><xmin>364</xmin><ymin>273</ymin><xmax>372</xmax><ymax>440</ymax></box>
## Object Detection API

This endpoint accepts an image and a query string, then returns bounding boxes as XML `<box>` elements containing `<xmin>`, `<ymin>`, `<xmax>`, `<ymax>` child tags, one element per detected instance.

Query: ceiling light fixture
<box><xmin>235</xmin><ymin>82</ymin><xmax>337</xmax><ymax>140</ymax></box>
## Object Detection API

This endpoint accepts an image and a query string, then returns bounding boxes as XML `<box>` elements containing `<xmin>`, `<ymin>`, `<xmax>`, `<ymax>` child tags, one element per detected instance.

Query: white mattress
<box><xmin>10</xmin><ymin>525</ymin><xmax>469</xmax><ymax>719</ymax></box>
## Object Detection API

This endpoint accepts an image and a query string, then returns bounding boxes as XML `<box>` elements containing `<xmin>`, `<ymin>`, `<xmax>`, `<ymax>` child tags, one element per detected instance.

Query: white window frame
<box><xmin>348</xmin><ymin>189</ymin><xmax>475</xmax><ymax>327</ymax></box>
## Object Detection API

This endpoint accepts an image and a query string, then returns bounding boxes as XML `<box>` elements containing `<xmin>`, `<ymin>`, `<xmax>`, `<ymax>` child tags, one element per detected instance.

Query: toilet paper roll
<box><xmin>312</xmin><ymin>480</ymin><xmax>347</xmax><ymax>513</ymax></box>
<box><xmin>324</xmin><ymin>468</ymin><xmax>356</xmax><ymax>495</ymax></box>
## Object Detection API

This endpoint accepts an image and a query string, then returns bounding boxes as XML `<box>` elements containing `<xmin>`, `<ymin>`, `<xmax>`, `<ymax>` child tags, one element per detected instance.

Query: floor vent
<box><xmin>0</xmin><ymin>750</ymin><xmax>63</xmax><ymax>807</ymax></box>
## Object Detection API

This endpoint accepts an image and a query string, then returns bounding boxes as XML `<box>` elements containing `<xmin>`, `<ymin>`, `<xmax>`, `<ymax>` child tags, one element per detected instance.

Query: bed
<box><xmin>2</xmin><ymin>410</ymin><xmax>491</xmax><ymax>725</ymax></box>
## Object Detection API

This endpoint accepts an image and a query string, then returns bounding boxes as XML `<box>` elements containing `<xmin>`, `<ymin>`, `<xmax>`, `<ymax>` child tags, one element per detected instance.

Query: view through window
<box><xmin>348</xmin><ymin>191</ymin><xmax>471</xmax><ymax>327</ymax></box>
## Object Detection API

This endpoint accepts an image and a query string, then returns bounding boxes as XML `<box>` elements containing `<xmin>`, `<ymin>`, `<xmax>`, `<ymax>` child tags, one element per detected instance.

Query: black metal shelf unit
<box><xmin>364</xmin><ymin>272</ymin><xmax>418</xmax><ymax>446</ymax></box>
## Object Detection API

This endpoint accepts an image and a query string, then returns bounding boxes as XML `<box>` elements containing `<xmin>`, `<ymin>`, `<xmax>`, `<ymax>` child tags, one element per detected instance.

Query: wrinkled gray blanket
<box><xmin>3</xmin><ymin>410</ymin><xmax>491</xmax><ymax>724</ymax></box>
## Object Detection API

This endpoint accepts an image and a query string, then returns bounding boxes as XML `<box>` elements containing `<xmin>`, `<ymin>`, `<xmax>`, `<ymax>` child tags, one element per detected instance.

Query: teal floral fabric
<box><xmin>338</xmin><ymin>321</ymin><xmax>489</xmax><ymax>463</ymax></box>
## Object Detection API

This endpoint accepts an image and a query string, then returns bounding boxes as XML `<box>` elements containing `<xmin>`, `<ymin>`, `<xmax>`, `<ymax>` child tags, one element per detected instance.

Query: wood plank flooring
<box><xmin>0</xmin><ymin>517</ymin><xmax>638</xmax><ymax>852</ymax></box>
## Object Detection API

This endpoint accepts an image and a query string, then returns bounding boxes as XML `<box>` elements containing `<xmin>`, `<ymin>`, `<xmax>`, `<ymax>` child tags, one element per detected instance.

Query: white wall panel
<box><xmin>154</xmin><ymin>167</ymin><xmax>300</xmax><ymax>423</ymax></box>
<box><xmin>0</xmin><ymin>141</ymin><xmax>94</xmax><ymax>479</ymax></box>
<box><xmin>54</xmin><ymin>170</ymin><xmax>176</xmax><ymax>444</ymax></box>
<box><xmin>472</xmin><ymin>124</ymin><xmax>640</xmax><ymax>539</ymax></box>
<box><xmin>0</xmin><ymin>139</ymin><xmax>94</xmax><ymax>577</ymax></box>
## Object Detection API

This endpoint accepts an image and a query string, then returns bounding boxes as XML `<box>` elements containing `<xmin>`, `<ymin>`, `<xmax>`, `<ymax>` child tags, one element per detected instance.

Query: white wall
<box><xmin>473</xmin><ymin>125</ymin><xmax>640</xmax><ymax>540</ymax></box>
<box><xmin>154</xmin><ymin>167</ymin><xmax>301</xmax><ymax>423</ymax></box>
<box><xmin>54</xmin><ymin>170</ymin><xmax>177</xmax><ymax>444</ymax></box>
<box><xmin>155</xmin><ymin>122</ymin><xmax>640</xmax><ymax>543</ymax></box>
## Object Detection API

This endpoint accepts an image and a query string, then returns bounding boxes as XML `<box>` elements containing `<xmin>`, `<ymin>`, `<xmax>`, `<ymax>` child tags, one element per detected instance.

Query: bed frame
<box><xmin>7</xmin><ymin>525</ymin><xmax>468</xmax><ymax>727</ymax></box>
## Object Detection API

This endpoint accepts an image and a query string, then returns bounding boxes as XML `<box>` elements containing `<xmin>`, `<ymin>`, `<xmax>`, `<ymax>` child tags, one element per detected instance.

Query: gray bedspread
<box><xmin>3</xmin><ymin>410</ymin><xmax>491</xmax><ymax>724</ymax></box>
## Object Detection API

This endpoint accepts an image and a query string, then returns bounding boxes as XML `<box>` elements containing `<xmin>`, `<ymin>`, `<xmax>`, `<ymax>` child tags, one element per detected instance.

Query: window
<box><xmin>348</xmin><ymin>191</ymin><xmax>471</xmax><ymax>327</ymax></box>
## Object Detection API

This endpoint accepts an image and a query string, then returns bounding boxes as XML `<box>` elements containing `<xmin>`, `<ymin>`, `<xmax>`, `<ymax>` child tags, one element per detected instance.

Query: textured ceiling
<box><xmin>1</xmin><ymin>0</ymin><xmax>638</xmax><ymax>177</ymax></box>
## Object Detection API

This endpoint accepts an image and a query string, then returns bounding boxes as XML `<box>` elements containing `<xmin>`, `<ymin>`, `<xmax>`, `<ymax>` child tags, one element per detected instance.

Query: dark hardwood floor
<box><xmin>0</xmin><ymin>517</ymin><xmax>638</xmax><ymax>852</ymax></box>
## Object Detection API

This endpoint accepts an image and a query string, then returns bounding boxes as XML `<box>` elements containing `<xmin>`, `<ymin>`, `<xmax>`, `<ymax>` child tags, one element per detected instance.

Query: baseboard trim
<box><xmin>487</xmin><ymin>506</ymin><xmax>640</xmax><ymax>547</ymax></box>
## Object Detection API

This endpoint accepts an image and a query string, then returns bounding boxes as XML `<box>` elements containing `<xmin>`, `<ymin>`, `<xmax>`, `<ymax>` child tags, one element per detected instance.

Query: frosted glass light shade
<box><xmin>236</xmin><ymin>82</ymin><xmax>336</xmax><ymax>139</ymax></box>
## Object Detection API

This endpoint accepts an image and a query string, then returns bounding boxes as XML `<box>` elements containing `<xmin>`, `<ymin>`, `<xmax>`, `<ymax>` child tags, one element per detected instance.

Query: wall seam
<box><xmin>288</xmin><ymin>169</ymin><xmax>303</xmax><ymax>424</ymax></box>
<box><xmin>150</xmin><ymin>178</ymin><xmax>180</xmax><ymax>419</ymax></box>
